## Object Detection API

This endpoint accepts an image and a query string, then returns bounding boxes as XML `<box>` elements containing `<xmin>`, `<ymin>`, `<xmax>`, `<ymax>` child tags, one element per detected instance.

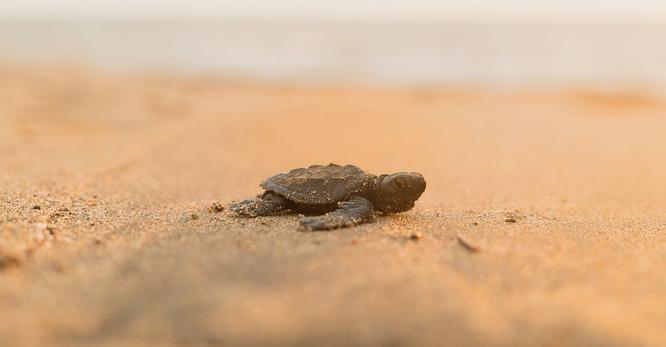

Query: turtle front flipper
<box><xmin>230</xmin><ymin>192</ymin><xmax>290</xmax><ymax>217</ymax></box>
<box><xmin>300</xmin><ymin>196</ymin><xmax>373</xmax><ymax>231</ymax></box>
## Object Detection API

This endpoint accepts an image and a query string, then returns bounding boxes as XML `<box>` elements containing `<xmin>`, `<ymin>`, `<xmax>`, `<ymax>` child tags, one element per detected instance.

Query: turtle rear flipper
<box><xmin>229</xmin><ymin>192</ymin><xmax>290</xmax><ymax>217</ymax></box>
<box><xmin>300</xmin><ymin>196</ymin><xmax>373</xmax><ymax>231</ymax></box>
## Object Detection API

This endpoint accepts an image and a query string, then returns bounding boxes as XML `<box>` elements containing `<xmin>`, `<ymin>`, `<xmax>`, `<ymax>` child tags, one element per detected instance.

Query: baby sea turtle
<box><xmin>229</xmin><ymin>164</ymin><xmax>426</xmax><ymax>231</ymax></box>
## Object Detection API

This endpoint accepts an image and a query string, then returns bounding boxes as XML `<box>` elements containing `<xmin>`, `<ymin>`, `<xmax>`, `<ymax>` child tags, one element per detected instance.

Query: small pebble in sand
<box><xmin>190</xmin><ymin>213</ymin><xmax>199</xmax><ymax>220</ymax></box>
<box><xmin>32</xmin><ymin>205</ymin><xmax>41</xmax><ymax>210</ymax></box>
<box><xmin>409</xmin><ymin>232</ymin><xmax>423</xmax><ymax>241</ymax></box>
<box><xmin>209</xmin><ymin>202</ymin><xmax>225</xmax><ymax>213</ymax></box>
<box><xmin>505</xmin><ymin>217</ymin><xmax>517</xmax><ymax>223</ymax></box>
<box><xmin>33</xmin><ymin>230</ymin><xmax>46</xmax><ymax>244</ymax></box>
<box><xmin>456</xmin><ymin>235</ymin><xmax>480</xmax><ymax>253</ymax></box>
<box><xmin>51</xmin><ymin>261</ymin><xmax>66</xmax><ymax>273</ymax></box>
<box><xmin>0</xmin><ymin>248</ymin><xmax>21</xmax><ymax>270</ymax></box>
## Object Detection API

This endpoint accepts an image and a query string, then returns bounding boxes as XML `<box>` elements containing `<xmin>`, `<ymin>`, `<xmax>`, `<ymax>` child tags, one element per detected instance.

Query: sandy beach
<box><xmin>1</xmin><ymin>65</ymin><xmax>666</xmax><ymax>346</ymax></box>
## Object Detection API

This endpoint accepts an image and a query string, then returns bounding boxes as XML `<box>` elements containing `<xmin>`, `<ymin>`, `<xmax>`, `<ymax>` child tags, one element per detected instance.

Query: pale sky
<box><xmin>2</xmin><ymin>0</ymin><xmax>666</xmax><ymax>21</ymax></box>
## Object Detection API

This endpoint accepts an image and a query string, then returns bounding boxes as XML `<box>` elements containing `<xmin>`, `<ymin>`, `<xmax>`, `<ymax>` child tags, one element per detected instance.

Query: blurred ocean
<box><xmin>1</xmin><ymin>19</ymin><xmax>666</xmax><ymax>89</ymax></box>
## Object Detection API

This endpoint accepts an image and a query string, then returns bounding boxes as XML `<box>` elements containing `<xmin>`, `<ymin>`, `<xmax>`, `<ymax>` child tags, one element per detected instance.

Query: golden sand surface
<box><xmin>1</xmin><ymin>66</ymin><xmax>666</xmax><ymax>347</ymax></box>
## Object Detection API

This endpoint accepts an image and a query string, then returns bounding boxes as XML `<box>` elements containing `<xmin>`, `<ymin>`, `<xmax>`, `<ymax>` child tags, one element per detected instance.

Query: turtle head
<box><xmin>374</xmin><ymin>172</ymin><xmax>426</xmax><ymax>213</ymax></box>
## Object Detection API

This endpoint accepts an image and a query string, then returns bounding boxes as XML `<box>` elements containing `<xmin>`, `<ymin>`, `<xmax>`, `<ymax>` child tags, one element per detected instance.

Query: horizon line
<box><xmin>2</xmin><ymin>14</ymin><xmax>666</xmax><ymax>26</ymax></box>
